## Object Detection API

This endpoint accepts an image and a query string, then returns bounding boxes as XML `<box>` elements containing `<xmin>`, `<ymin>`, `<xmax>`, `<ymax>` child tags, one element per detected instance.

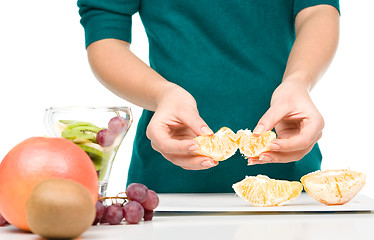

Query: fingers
<box><xmin>146</xmin><ymin>107</ymin><xmax>217</xmax><ymax>170</ymax></box>
<box><xmin>146</xmin><ymin>108</ymin><xmax>213</xmax><ymax>155</ymax></box>
<box><xmin>247</xmin><ymin>130</ymin><xmax>322</xmax><ymax>165</ymax></box>
<box><xmin>151</xmin><ymin>141</ymin><xmax>218</xmax><ymax>170</ymax></box>
<box><xmin>249</xmin><ymin>150</ymin><xmax>308</xmax><ymax>165</ymax></box>
<box><xmin>247</xmin><ymin>157</ymin><xmax>259</xmax><ymax>165</ymax></box>
<box><xmin>147</xmin><ymin>121</ymin><xmax>198</xmax><ymax>155</ymax></box>
<box><xmin>253</xmin><ymin>104</ymin><xmax>289</xmax><ymax>136</ymax></box>
<box><xmin>153</xmin><ymin>138</ymin><xmax>199</xmax><ymax>157</ymax></box>
<box><xmin>172</xmin><ymin>155</ymin><xmax>218</xmax><ymax>170</ymax></box>
<box><xmin>177</xmin><ymin>107</ymin><xmax>214</xmax><ymax>136</ymax></box>
<box><xmin>248</xmin><ymin>136</ymin><xmax>319</xmax><ymax>165</ymax></box>
<box><xmin>270</xmin><ymin>118</ymin><xmax>323</xmax><ymax>152</ymax></box>
<box><xmin>155</xmin><ymin>150</ymin><xmax>218</xmax><ymax>170</ymax></box>
<box><xmin>264</xmin><ymin>143</ymin><xmax>314</xmax><ymax>163</ymax></box>
<box><xmin>145</xmin><ymin>85</ymin><xmax>216</xmax><ymax>170</ymax></box>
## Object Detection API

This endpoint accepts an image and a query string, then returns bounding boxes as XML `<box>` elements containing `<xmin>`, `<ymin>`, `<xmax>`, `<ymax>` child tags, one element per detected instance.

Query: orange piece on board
<box><xmin>301</xmin><ymin>169</ymin><xmax>366</xmax><ymax>205</ymax></box>
<box><xmin>233</xmin><ymin>175</ymin><xmax>303</xmax><ymax>207</ymax></box>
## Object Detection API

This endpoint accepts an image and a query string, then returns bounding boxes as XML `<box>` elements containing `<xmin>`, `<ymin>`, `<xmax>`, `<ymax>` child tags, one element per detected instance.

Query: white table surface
<box><xmin>156</xmin><ymin>193</ymin><xmax>374</xmax><ymax>212</ymax></box>
<box><xmin>1</xmin><ymin>213</ymin><xmax>373</xmax><ymax>240</ymax></box>
<box><xmin>1</xmin><ymin>193</ymin><xmax>373</xmax><ymax>240</ymax></box>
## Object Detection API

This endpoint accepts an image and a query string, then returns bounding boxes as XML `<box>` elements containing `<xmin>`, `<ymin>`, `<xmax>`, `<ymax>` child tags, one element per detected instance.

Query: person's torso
<box><xmin>127</xmin><ymin>0</ymin><xmax>322</xmax><ymax>193</ymax></box>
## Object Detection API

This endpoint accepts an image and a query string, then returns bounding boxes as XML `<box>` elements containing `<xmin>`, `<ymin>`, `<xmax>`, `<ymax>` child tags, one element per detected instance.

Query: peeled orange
<box><xmin>194</xmin><ymin>127</ymin><xmax>276</xmax><ymax>161</ymax></box>
<box><xmin>232</xmin><ymin>175</ymin><xmax>303</xmax><ymax>207</ymax></box>
<box><xmin>237</xmin><ymin>130</ymin><xmax>276</xmax><ymax>158</ymax></box>
<box><xmin>0</xmin><ymin>137</ymin><xmax>98</xmax><ymax>231</ymax></box>
<box><xmin>301</xmin><ymin>169</ymin><xmax>366</xmax><ymax>205</ymax></box>
<box><xmin>194</xmin><ymin>127</ymin><xmax>238</xmax><ymax>161</ymax></box>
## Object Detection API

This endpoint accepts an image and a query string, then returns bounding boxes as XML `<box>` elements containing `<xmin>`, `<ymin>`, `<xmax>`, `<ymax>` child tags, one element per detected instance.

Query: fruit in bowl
<box><xmin>57</xmin><ymin>116</ymin><xmax>130</xmax><ymax>182</ymax></box>
<box><xmin>44</xmin><ymin>107</ymin><xmax>133</xmax><ymax>197</ymax></box>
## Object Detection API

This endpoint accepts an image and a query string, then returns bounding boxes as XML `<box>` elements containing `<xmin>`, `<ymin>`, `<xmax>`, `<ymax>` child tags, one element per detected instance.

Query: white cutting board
<box><xmin>156</xmin><ymin>193</ymin><xmax>374</xmax><ymax>213</ymax></box>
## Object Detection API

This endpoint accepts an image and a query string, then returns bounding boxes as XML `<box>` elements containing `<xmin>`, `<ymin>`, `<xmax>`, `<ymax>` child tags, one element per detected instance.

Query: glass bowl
<box><xmin>44</xmin><ymin>106</ymin><xmax>132</xmax><ymax>197</ymax></box>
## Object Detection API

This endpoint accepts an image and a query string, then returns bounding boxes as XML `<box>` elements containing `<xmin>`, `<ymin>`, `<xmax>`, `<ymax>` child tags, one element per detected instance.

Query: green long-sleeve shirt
<box><xmin>78</xmin><ymin>0</ymin><xmax>340</xmax><ymax>193</ymax></box>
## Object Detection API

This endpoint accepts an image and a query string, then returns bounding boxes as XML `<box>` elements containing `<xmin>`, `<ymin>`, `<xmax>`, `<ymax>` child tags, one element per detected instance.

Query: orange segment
<box><xmin>194</xmin><ymin>127</ymin><xmax>238</xmax><ymax>161</ymax></box>
<box><xmin>301</xmin><ymin>169</ymin><xmax>366</xmax><ymax>205</ymax></box>
<box><xmin>237</xmin><ymin>130</ymin><xmax>276</xmax><ymax>158</ymax></box>
<box><xmin>232</xmin><ymin>175</ymin><xmax>303</xmax><ymax>207</ymax></box>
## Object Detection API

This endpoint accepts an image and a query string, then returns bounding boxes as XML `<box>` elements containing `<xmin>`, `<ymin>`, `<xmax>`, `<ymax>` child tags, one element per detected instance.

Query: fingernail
<box><xmin>201</xmin><ymin>161</ymin><xmax>216</xmax><ymax>167</ymax></box>
<box><xmin>270</xmin><ymin>143</ymin><xmax>280</xmax><ymax>150</ymax></box>
<box><xmin>253</xmin><ymin>125</ymin><xmax>265</xmax><ymax>135</ymax></box>
<box><xmin>201</xmin><ymin>126</ymin><xmax>214</xmax><ymax>135</ymax></box>
<box><xmin>188</xmin><ymin>144</ymin><xmax>199</xmax><ymax>151</ymax></box>
<box><xmin>259</xmin><ymin>155</ymin><xmax>272</xmax><ymax>161</ymax></box>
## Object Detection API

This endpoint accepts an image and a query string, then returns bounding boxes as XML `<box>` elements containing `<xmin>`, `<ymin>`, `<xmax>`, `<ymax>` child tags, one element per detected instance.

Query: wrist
<box><xmin>154</xmin><ymin>81</ymin><xmax>185</xmax><ymax>108</ymax></box>
<box><xmin>282</xmin><ymin>71</ymin><xmax>313</xmax><ymax>92</ymax></box>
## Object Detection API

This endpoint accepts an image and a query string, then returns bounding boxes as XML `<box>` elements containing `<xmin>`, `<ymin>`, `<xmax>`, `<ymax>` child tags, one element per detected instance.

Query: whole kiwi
<box><xmin>26</xmin><ymin>178</ymin><xmax>96</xmax><ymax>239</ymax></box>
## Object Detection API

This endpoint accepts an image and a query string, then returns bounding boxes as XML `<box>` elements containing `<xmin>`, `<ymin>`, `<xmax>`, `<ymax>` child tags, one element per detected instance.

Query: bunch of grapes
<box><xmin>93</xmin><ymin>183</ymin><xmax>159</xmax><ymax>225</ymax></box>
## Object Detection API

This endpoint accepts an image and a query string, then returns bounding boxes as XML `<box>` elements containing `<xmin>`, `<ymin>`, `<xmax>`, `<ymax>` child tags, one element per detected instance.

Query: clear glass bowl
<box><xmin>44</xmin><ymin>106</ymin><xmax>133</xmax><ymax>197</ymax></box>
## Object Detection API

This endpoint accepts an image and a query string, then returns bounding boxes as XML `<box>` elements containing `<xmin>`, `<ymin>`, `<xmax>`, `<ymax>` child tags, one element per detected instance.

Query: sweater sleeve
<box><xmin>77</xmin><ymin>0</ymin><xmax>140</xmax><ymax>48</ymax></box>
<box><xmin>293</xmin><ymin>0</ymin><xmax>340</xmax><ymax>19</ymax></box>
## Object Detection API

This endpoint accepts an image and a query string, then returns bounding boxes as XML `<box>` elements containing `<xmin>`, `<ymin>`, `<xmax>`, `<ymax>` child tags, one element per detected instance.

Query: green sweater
<box><xmin>78</xmin><ymin>0</ymin><xmax>340</xmax><ymax>193</ymax></box>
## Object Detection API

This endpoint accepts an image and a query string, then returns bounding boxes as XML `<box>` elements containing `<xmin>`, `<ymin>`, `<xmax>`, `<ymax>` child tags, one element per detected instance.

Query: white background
<box><xmin>0</xmin><ymin>1</ymin><xmax>373</xmax><ymax>198</ymax></box>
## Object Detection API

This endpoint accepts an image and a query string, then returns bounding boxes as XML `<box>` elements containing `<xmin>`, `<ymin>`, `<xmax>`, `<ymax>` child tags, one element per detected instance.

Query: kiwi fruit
<box><xmin>59</xmin><ymin>120</ymin><xmax>97</xmax><ymax>130</ymax></box>
<box><xmin>70</xmin><ymin>126</ymin><xmax>100</xmax><ymax>142</ymax></box>
<box><xmin>59</xmin><ymin>120</ymin><xmax>111</xmax><ymax>180</ymax></box>
<box><xmin>61</xmin><ymin>129</ymin><xmax>75</xmax><ymax>139</ymax></box>
<box><xmin>26</xmin><ymin>178</ymin><xmax>95</xmax><ymax>239</ymax></box>
<box><xmin>60</xmin><ymin>123</ymin><xmax>101</xmax><ymax>143</ymax></box>
<box><xmin>77</xmin><ymin>143</ymin><xmax>109</xmax><ymax>172</ymax></box>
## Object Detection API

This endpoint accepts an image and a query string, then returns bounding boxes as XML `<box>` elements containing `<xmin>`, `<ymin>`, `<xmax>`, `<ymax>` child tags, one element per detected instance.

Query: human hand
<box><xmin>146</xmin><ymin>85</ymin><xmax>218</xmax><ymax>170</ymax></box>
<box><xmin>248</xmin><ymin>81</ymin><xmax>324</xmax><ymax>165</ymax></box>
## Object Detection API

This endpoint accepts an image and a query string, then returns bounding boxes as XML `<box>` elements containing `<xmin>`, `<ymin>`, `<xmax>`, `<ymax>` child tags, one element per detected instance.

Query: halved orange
<box><xmin>194</xmin><ymin>127</ymin><xmax>238</xmax><ymax>161</ymax></box>
<box><xmin>232</xmin><ymin>175</ymin><xmax>303</xmax><ymax>207</ymax></box>
<box><xmin>301</xmin><ymin>169</ymin><xmax>366</xmax><ymax>205</ymax></box>
<box><xmin>237</xmin><ymin>130</ymin><xmax>276</xmax><ymax>158</ymax></box>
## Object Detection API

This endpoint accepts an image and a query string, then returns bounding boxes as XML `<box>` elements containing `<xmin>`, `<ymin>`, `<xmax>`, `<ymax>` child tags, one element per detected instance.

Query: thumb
<box><xmin>253</xmin><ymin>104</ymin><xmax>289</xmax><ymax>136</ymax></box>
<box><xmin>178</xmin><ymin>107</ymin><xmax>214</xmax><ymax>136</ymax></box>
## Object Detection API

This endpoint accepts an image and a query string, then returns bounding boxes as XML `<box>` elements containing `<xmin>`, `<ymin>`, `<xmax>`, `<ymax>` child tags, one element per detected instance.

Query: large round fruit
<box><xmin>0</xmin><ymin>137</ymin><xmax>98</xmax><ymax>231</ymax></box>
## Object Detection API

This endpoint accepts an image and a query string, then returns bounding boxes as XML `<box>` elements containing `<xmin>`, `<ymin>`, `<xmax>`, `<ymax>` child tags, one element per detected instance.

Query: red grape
<box><xmin>108</xmin><ymin>116</ymin><xmax>129</xmax><ymax>134</ymax></box>
<box><xmin>126</xmin><ymin>183</ymin><xmax>148</xmax><ymax>203</ymax></box>
<box><xmin>106</xmin><ymin>204</ymin><xmax>123</xmax><ymax>225</ymax></box>
<box><xmin>0</xmin><ymin>212</ymin><xmax>8</xmax><ymax>226</ymax></box>
<box><xmin>100</xmin><ymin>206</ymin><xmax>108</xmax><ymax>224</ymax></box>
<box><xmin>143</xmin><ymin>210</ymin><xmax>154</xmax><ymax>221</ymax></box>
<box><xmin>96</xmin><ymin>129</ymin><xmax>115</xmax><ymax>147</ymax></box>
<box><xmin>141</xmin><ymin>190</ymin><xmax>159</xmax><ymax>210</ymax></box>
<box><xmin>92</xmin><ymin>201</ymin><xmax>105</xmax><ymax>225</ymax></box>
<box><xmin>123</xmin><ymin>201</ymin><xmax>144</xmax><ymax>224</ymax></box>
